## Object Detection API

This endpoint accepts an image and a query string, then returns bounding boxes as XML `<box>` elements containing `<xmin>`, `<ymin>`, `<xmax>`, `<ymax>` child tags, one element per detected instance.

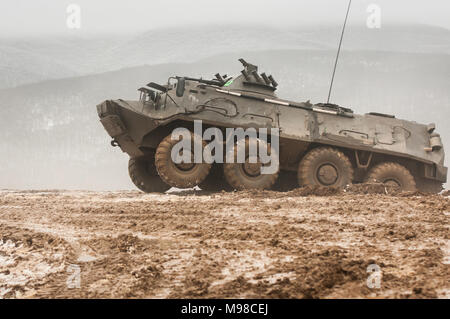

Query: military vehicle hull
<box><xmin>97</xmin><ymin>60</ymin><xmax>447</xmax><ymax>193</ymax></box>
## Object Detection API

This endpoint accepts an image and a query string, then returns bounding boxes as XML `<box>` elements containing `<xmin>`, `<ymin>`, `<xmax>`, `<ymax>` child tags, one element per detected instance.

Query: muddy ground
<box><xmin>0</xmin><ymin>186</ymin><xmax>449</xmax><ymax>299</ymax></box>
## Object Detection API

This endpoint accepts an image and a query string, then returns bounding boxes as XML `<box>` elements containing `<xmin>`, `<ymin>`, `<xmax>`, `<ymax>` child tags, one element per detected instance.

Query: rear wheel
<box><xmin>128</xmin><ymin>155</ymin><xmax>170</xmax><ymax>193</ymax></box>
<box><xmin>365</xmin><ymin>162</ymin><xmax>416</xmax><ymax>191</ymax></box>
<box><xmin>298</xmin><ymin>147</ymin><xmax>353</xmax><ymax>188</ymax></box>
<box><xmin>155</xmin><ymin>132</ymin><xmax>212</xmax><ymax>188</ymax></box>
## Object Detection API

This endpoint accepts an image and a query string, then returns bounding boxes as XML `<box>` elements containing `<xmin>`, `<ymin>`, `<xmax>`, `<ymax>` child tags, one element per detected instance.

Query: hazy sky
<box><xmin>0</xmin><ymin>0</ymin><xmax>449</xmax><ymax>36</ymax></box>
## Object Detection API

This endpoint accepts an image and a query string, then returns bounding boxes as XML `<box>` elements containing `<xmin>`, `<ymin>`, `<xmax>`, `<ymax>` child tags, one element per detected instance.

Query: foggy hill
<box><xmin>1</xmin><ymin>24</ymin><xmax>449</xmax><ymax>89</ymax></box>
<box><xmin>0</xmin><ymin>49</ymin><xmax>448</xmax><ymax>190</ymax></box>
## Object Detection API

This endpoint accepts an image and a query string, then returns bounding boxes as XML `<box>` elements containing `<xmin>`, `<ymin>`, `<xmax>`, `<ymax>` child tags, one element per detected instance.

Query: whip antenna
<box><xmin>327</xmin><ymin>0</ymin><xmax>352</xmax><ymax>104</ymax></box>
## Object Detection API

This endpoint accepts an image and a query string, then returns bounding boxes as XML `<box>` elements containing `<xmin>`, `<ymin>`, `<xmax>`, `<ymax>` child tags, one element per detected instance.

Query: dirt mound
<box><xmin>287</xmin><ymin>185</ymin><xmax>342</xmax><ymax>197</ymax></box>
<box><xmin>0</xmin><ymin>225</ymin><xmax>75</xmax><ymax>298</ymax></box>
<box><xmin>233</xmin><ymin>185</ymin><xmax>342</xmax><ymax>198</ymax></box>
<box><xmin>207</xmin><ymin>248</ymin><xmax>368</xmax><ymax>299</ymax></box>
<box><xmin>272</xmin><ymin>249</ymin><xmax>368</xmax><ymax>299</ymax></box>
<box><xmin>233</xmin><ymin>183</ymin><xmax>435</xmax><ymax>198</ymax></box>
<box><xmin>396</xmin><ymin>191</ymin><xmax>433</xmax><ymax>197</ymax></box>
<box><xmin>344</xmin><ymin>183</ymin><xmax>400</xmax><ymax>195</ymax></box>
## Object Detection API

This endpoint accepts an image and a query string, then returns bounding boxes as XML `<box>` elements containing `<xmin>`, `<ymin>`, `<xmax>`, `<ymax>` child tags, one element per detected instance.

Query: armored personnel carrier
<box><xmin>97</xmin><ymin>59</ymin><xmax>447</xmax><ymax>193</ymax></box>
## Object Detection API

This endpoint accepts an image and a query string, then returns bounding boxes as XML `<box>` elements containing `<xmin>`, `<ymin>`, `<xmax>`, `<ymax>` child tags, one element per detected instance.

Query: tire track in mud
<box><xmin>0</xmin><ymin>188</ymin><xmax>448</xmax><ymax>298</ymax></box>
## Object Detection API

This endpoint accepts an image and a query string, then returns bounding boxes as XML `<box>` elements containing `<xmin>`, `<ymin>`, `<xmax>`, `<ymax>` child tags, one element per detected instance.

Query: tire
<box><xmin>199</xmin><ymin>164</ymin><xmax>232</xmax><ymax>192</ymax></box>
<box><xmin>298</xmin><ymin>147</ymin><xmax>353</xmax><ymax>188</ymax></box>
<box><xmin>128</xmin><ymin>156</ymin><xmax>170</xmax><ymax>193</ymax></box>
<box><xmin>365</xmin><ymin>162</ymin><xmax>416</xmax><ymax>191</ymax></box>
<box><xmin>223</xmin><ymin>138</ymin><xmax>279</xmax><ymax>190</ymax></box>
<box><xmin>155</xmin><ymin>132</ymin><xmax>212</xmax><ymax>188</ymax></box>
<box><xmin>415</xmin><ymin>178</ymin><xmax>443</xmax><ymax>194</ymax></box>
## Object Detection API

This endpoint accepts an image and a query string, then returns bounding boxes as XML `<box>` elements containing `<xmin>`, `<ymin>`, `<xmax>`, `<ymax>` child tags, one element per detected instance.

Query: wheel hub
<box><xmin>317</xmin><ymin>164</ymin><xmax>338</xmax><ymax>186</ymax></box>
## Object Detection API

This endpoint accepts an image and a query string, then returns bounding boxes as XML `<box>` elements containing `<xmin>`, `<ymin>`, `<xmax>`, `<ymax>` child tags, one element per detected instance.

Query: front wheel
<box><xmin>128</xmin><ymin>156</ymin><xmax>170</xmax><ymax>193</ymax></box>
<box><xmin>155</xmin><ymin>132</ymin><xmax>212</xmax><ymax>188</ymax></box>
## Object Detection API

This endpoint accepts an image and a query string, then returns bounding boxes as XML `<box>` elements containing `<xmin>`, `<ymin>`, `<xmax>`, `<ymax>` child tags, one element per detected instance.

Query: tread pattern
<box><xmin>298</xmin><ymin>147</ymin><xmax>354</xmax><ymax>188</ymax></box>
<box><xmin>365</xmin><ymin>162</ymin><xmax>416</xmax><ymax>191</ymax></box>
<box><xmin>128</xmin><ymin>157</ymin><xmax>170</xmax><ymax>193</ymax></box>
<box><xmin>155</xmin><ymin>132</ymin><xmax>211</xmax><ymax>188</ymax></box>
<box><xmin>223</xmin><ymin>139</ymin><xmax>279</xmax><ymax>190</ymax></box>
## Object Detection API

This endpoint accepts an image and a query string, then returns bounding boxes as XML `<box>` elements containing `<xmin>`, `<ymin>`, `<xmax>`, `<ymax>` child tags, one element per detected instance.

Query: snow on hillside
<box><xmin>1</xmin><ymin>25</ymin><xmax>449</xmax><ymax>88</ymax></box>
